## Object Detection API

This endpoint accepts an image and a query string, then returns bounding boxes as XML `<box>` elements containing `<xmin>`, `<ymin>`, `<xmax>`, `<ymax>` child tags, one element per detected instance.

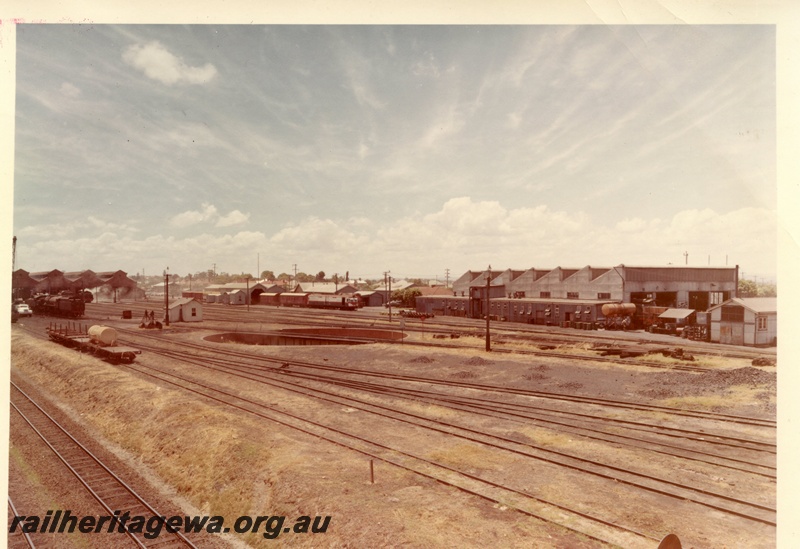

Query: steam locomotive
<box><xmin>31</xmin><ymin>291</ymin><xmax>89</xmax><ymax>318</ymax></box>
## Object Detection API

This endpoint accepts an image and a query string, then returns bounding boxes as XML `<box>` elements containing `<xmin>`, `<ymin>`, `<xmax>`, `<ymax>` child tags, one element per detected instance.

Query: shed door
<box><xmin>731</xmin><ymin>324</ymin><xmax>744</xmax><ymax>345</ymax></box>
<box><xmin>720</xmin><ymin>323</ymin><xmax>745</xmax><ymax>345</ymax></box>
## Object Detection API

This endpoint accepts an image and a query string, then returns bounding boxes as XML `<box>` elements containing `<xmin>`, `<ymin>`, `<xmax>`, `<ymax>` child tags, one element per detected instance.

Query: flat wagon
<box><xmin>47</xmin><ymin>323</ymin><xmax>141</xmax><ymax>363</ymax></box>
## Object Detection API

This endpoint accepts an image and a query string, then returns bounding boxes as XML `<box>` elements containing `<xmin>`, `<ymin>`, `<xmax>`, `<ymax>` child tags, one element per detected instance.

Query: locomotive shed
<box><xmin>10</xmin><ymin>301</ymin><xmax>776</xmax><ymax>548</ymax></box>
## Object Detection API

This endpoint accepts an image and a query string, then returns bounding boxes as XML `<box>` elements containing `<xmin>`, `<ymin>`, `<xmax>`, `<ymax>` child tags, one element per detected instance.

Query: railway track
<box><xmin>9</xmin><ymin>382</ymin><xmax>199</xmax><ymax>549</ymax></box>
<box><xmin>13</xmin><ymin>311</ymin><xmax>776</xmax><ymax>546</ymax></box>
<box><xmin>7</xmin><ymin>497</ymin><xmax>35</xmax><ymax>549</ymax></box>
<box><xmin>115</xmin><ymin>356</ymin><xmax>663</xmax><ymax>547</ymax></box>
<box><xmin>121</xmin><ymin>328</ymin><xmax>776</xmax><ymax>429</ymax></box>
<box><xmin>86</xmin><ymin>300</ymin><xmax>776</xmax><ymax>363</ymax></box>
<box><xmin>112</xmin><ymin>337</ymin><xmax>776</xmax><ymax>540</ymax></box>
<box><xmin>17</xmin><ymin>320</ymin><xmax>776</xmax><ymax>456</ymax></box>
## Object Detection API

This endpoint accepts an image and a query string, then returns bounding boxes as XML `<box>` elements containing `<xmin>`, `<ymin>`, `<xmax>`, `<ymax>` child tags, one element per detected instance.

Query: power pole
<box><xmin>384</xmin><ymin>271</ymin><xmax>392</xmax><ymax>321</ymax></box>
<box><xmin>445</xmin><ymin>268</ymin><xmax>450</xmax><ymax>288</ymax></box>
<box><xmin>485</xmin><ymin>265</ymin><xmax>491</xmax><ymax>352</ymax></box>
<box><xmin>683</xmin><ymin>251</ymin><xmax>688</xmax><ymax>265</ymax></box>
<box><xmin>164</xmin><ymin>269</ymin><xmax>170</xmax><ymax>326</ymax></box>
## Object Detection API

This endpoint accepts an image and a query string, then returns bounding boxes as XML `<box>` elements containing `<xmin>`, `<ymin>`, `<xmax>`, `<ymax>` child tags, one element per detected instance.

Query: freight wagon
<box><xmin>307</xmin><ymin>294</ymin><xmax>359</xmax><ymax>311</ymax></box>
<box><xmin>46</xmin><ymin>323</ymin><xmax>141</xmax><ymax>363</ymax></box>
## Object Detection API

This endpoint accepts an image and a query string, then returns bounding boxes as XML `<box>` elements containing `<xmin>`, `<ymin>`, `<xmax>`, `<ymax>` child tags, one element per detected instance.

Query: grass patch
<box><xmin>427</xmin><ymin>442</ymin><xmax>505</xmax><ymax>471</ymax></box>
<box><xmin>658</xmin><ymin>395</ymin><xmax>730</xmax><ymax>410</ymax></box>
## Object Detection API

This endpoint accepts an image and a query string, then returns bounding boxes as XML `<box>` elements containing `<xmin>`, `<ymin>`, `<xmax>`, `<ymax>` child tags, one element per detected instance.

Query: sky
<box><xmin>9</xmin><ymin>23</ymin><xmax>779</xmax><ymax>282</ymax></box>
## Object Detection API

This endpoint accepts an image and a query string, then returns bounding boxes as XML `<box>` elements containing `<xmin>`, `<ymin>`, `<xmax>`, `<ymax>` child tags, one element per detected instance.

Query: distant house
<box><xmin>707</xmin><ymin>297</ymin><xmax>777</xmax><ymax>347</ymax></box>
<box><xmin>167</xmin><ymin>298</ymin><xmax>203</xmax><ymax>323</ymax></box>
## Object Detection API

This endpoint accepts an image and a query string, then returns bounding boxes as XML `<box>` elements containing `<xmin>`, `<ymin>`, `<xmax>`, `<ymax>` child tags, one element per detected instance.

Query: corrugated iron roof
<box><xmin>658</xmin><ymin>308</ymin><xmax>696</xmax><ymax>319</ymax></box>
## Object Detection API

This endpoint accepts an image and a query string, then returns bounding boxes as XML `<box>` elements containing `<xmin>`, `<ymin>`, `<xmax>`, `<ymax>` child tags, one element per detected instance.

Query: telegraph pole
<box><xmin>485</xmin><ymin>265</ymin><xmax>491</xmax><ymax>352</ymax></box>
<box><xmin>164</xmin><ymin>269</ymin><xmax>170</xmax><ymax>327</ymax></box>
<box><xmin>384</xmin><ymin>271</ymin><xmax>392</xmax><ymax>322</ymax></box>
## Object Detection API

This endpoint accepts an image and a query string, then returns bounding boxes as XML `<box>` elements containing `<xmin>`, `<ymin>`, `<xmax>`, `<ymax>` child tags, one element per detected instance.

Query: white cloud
<box><xmin>168</xmin><ymin>205</ymin><xmax>250</xmax><ymax>229</ymax></box>
<box><xmin>216</xmin><ymin>210</ymin><xmax>250</xmax><ymax>227</ymax></box>
<box><xmin>170</xmin><ymin>204</ymin><xmax>219</xmax><ymax>228</ymax></box>
<box><xmin>15</xmin><ymin>198</ymin><xmax>776</xmax><ymax>282</ymax></box>
<box><xmin>123</xmin><ymin>41</ymin><xmax>218</xmax><ymax>85</ymax></box>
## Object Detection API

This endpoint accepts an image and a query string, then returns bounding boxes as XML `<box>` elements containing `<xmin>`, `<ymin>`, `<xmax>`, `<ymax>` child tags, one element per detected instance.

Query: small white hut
<box><xmin>167</xmin><ymin>298</ymin><xmax>203</xmax><ymax>323</ymax></box>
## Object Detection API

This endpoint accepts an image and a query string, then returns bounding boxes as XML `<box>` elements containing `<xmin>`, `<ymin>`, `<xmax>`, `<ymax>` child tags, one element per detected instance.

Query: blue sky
<box><xmin>10</xmin><ymin>23</ymin><xmax>778</xmax><ymax>281</ymax></box>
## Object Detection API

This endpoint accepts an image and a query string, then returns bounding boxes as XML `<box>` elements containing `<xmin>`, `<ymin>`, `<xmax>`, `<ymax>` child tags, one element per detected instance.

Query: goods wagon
<box><xmin>279</xmin><ymin>293</ymin><xmax>309</xmax><ymax>307</ymax></box>
<box><xmin>47</xmin><ymin>323</ymin><xmax>141</xmax><ymax>363</ymax></box>
<box><xmin>307</xmin><ymin>294</ymin><xmax>359</xmax><ymax>311</ymax></box>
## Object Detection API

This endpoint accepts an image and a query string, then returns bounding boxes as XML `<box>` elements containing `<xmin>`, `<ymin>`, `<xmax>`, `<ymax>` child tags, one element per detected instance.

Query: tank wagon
<box><xmin>47</xmin><ymin>323</ymin><xmax>141</xmax><ymax>363</ymax></box>
<box><xmin>601</xmin><ymin>303</ymin><xmax>637</xmax><ymax>330</ymax></box>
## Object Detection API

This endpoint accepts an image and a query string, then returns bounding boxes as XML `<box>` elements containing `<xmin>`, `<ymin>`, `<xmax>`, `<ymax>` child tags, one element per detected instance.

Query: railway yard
<box><xmin>8</xmin><ymin>301</ymin><xmax>777</xmax><ymax>548</ymax></box>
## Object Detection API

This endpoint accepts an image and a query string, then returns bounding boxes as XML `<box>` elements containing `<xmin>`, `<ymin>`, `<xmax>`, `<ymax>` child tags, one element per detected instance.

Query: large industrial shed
<box><xmin>707</xmin><ymin>297</ymin><xmax>777</xmax><ymax>347</ymax></box>
<box><xmin>204</xmin><ymin>282</ymin><xmax>278</xmax><ymax>305</ymax></box>
<box><xmin>422</xmin><ymin>264</ymin><xmax>739</xmax><ymax>325</ymax></box>
<box><xmin>450</xmin><ymin>265</ymin><xmax>736</xmax><ymax>308</ymax></box>
<box><xmin>12</xmin><ymin>268</ymin><xmax>138</xmax><ymax>298</ymax></box>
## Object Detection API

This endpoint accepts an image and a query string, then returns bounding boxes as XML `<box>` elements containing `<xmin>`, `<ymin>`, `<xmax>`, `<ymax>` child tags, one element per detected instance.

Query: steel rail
<box><xmin>118</xmin><ymin>358</ymin><xmax>662</xmax><ymax>548</ymax></box>
<box><xmin>126</xmin><ymin>347</ymin><xmax>777</xmax><ymax>528</ymax></box>
<box><xmin>118</xmin><ymin>327</ymin><xmax>775</xmax><ymax>429</ymax></box>
<box><xmin>7</xmin><ymin>496</ymin><xmax>36</xmax><ymax>549</ymax></box>
<box><xmin>9</xmin><ymin>382</ymin><xmax>198</xmax><ymax>549</ymax></box>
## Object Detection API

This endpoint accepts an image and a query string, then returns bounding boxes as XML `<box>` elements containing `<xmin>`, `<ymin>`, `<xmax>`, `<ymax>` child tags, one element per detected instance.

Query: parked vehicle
<box><xmin>15</xmin><ymin>303</ymin><xmax>33</xmax><ymax>317</ymax></box>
